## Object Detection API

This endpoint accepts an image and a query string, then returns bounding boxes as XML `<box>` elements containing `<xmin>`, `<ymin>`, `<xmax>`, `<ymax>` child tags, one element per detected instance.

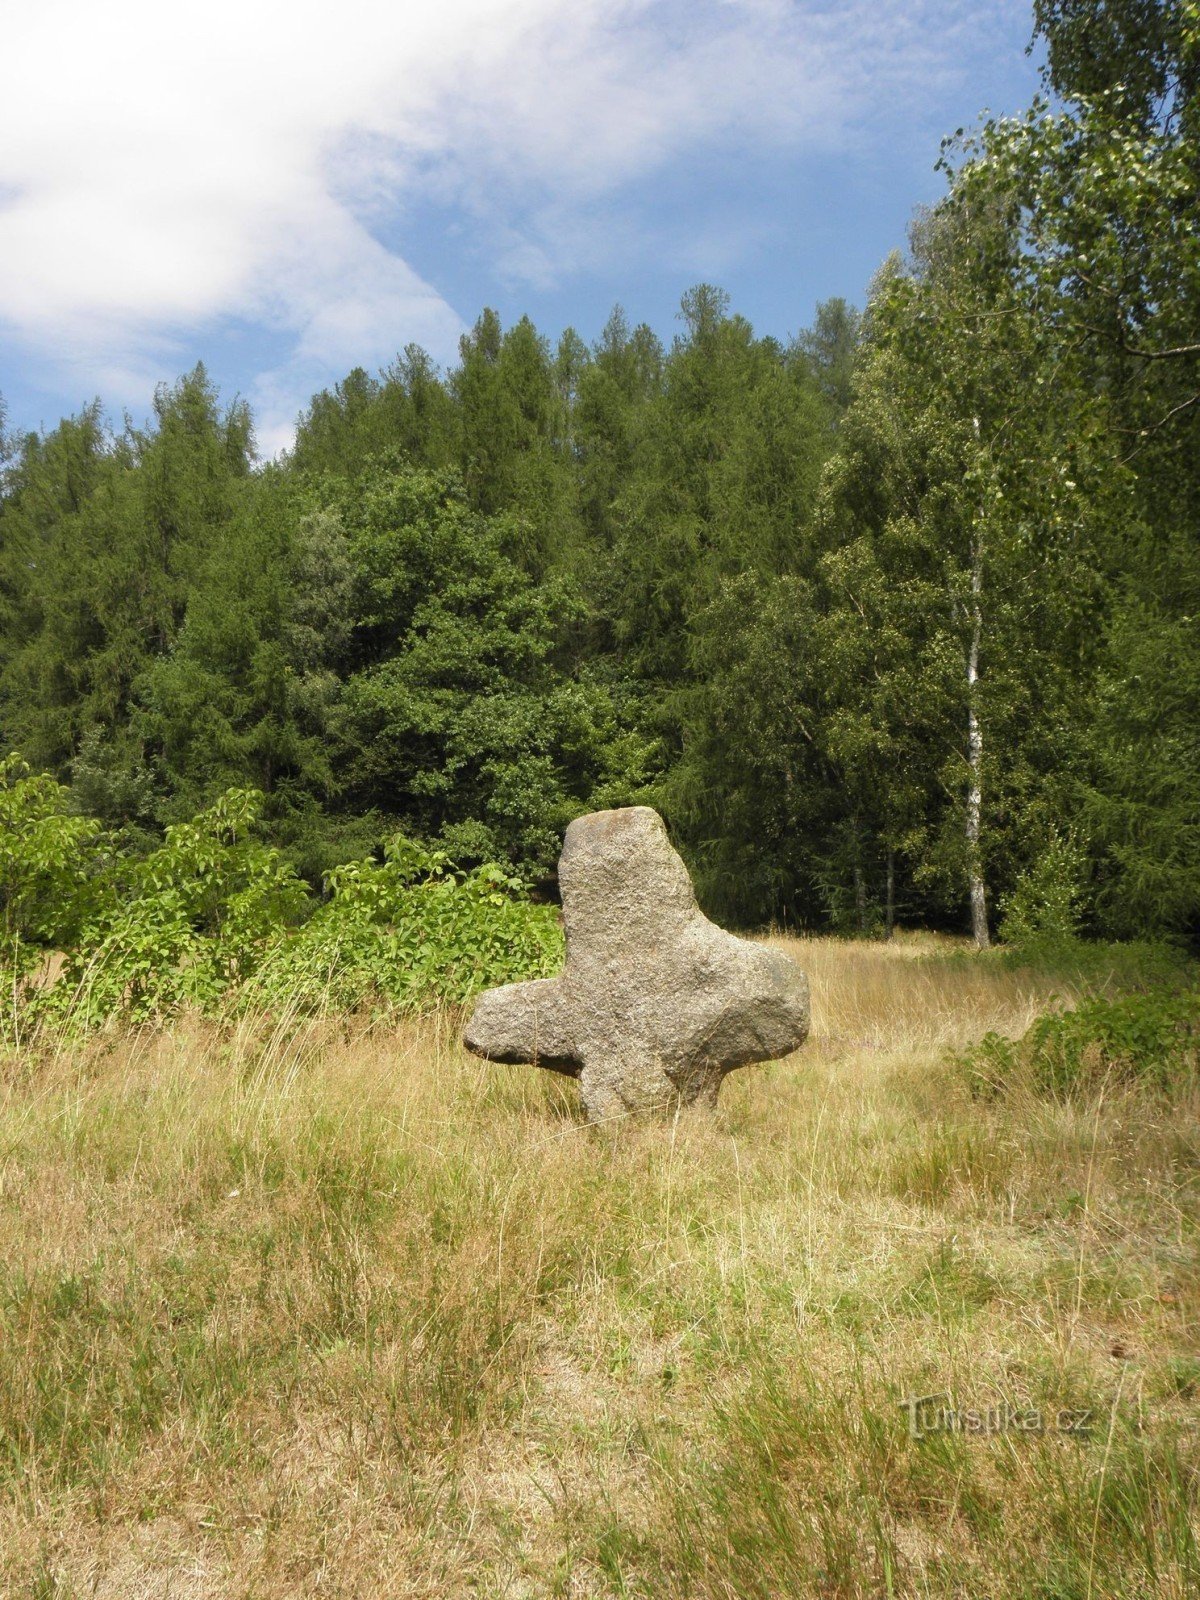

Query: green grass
<box><xmin>1</xmin><ymin>939</ymin><xmax>1198</xmax><ymax>1597</ymax></box>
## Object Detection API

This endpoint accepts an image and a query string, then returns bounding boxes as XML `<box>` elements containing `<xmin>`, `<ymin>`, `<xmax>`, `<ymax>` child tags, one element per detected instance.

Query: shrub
<box><xmin>0</xmin><ymin>755</ymin><xmax>104</xmax><ymax>974</ymax></box>
<box><xmin>995</xmin><ymin>932</ymin><xmax>1191</xmax><ymax>993</ymax></box>
<box><xmin>46</xmin><ymin>788</ymin><xmax>310</xmax><ymax>1025</ymax></box>
<box><xmin>240</xmin><ymin>837</ymin><xmax>564</xmax><ymax>1017</ymax></box>
<box><xmin>998</xmin><ymin>829</ymin><xmax>1085</xmax><ymax>948</ymax></box>
<box><xmin>964</xmin><ymin>985</ymin><xmax>1200</xmax><ymax>1099</ymax></box>
<box><xmin>1</xmin><ymin>771</ymin><xmax>562</xmax><ymax>1035</ymax></box>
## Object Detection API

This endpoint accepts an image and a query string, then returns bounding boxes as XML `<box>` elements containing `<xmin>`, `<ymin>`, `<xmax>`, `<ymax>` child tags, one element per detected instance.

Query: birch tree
<box><xmin>819</xmin><ymin>195</ymin><xmax>1103</xmax><ymax>944</ymax></box>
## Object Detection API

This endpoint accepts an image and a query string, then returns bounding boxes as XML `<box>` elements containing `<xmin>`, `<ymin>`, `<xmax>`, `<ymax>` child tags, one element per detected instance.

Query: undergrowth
<box><xmin>964</xmin><ymin>981</ymin><xmax>1200</xmax><ymax>1099</ymax></box>
<box><xmin>0</xmin><ymin>759</ymin><xmax>562</xmax><ymax>1041</ymax></box>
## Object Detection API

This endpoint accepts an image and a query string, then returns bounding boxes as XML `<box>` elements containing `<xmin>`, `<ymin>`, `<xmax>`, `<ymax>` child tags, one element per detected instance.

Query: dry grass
<box><xmin>1</xmin><ymin>937</ymin><xmax>1197</xmax><ymax>1597</ymax></box>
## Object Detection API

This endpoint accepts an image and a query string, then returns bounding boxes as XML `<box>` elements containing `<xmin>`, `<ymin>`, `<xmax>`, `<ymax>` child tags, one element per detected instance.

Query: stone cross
<box><xmin>463</xmin><ymin>806</ymin><xmax>810</xmax><ymax>1122</ymax></box>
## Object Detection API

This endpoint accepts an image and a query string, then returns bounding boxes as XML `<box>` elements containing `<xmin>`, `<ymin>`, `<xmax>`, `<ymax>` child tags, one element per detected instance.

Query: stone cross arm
<box><xmin>463</xmin><ymin>807</ymin><xmax>810</xmax><ymax>1122</ymax></box>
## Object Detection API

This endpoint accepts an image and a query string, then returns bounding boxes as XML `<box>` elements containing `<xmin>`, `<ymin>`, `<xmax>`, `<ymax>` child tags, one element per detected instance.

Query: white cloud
<box><xmin>0</xmin><ymin>0</ymin><xmax>1020</xmax><ymax>452</ymax></box>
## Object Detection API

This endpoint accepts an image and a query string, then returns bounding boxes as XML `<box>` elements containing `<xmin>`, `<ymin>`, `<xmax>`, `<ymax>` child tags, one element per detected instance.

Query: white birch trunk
<box><xmin>885</xmin><ymin>845</ymin><xmax>895</xmax><ymax>941</ymax></box>
<box><xmin>965</xmin><ymin>451</ymin><xmax>990</xmax><ymax>950</ymax></box>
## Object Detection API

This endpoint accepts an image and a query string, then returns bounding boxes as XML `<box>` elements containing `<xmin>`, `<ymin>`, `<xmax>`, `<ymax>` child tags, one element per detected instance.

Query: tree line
<box><xmin>1</xmin><ymin>0</ymin><xmax>1196</xmax><ymax>946</ymax></box>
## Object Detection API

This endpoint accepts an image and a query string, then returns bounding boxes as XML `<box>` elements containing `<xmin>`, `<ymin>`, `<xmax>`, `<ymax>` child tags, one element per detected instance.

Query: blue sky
<box><xmin>0</xmin><ymin>1</ymin><xmax>1043</xmax><ymax>456</ymax></box>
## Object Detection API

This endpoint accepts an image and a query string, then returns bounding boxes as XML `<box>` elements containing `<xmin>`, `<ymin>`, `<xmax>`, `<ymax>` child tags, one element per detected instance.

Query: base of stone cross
<box><xmin>463</xmin><ymin>806</ymin><xmax>810</xmax><ymax>1123</ymax></box>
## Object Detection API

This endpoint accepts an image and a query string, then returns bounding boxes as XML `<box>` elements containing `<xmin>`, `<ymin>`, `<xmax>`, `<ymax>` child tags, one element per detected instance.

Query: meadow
<box><xmin>2</xmin><ymin>934</ymin><xmax>1198</xmax><ymax>1598</ymax></box>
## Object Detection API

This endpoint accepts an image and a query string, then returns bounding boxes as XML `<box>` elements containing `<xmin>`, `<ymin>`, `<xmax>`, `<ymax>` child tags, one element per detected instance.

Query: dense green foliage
<box><xmin>965</xmin><ymin>982</ymin><xmax>1200</xmax><ymax>1097</ymax></box>
<box><xmin>0</xmin><ymin>759</ymin><xmax>561</xmax><ymax>1036</ymax></box>
<box><xmin>1</xmin><ymin>0</ymin><xmax>1196</xmax><ymax>950</ymax></box>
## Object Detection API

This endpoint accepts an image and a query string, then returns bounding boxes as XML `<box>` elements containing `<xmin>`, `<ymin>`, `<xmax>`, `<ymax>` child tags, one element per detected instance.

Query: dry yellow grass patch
<box><xmin>0</xmin><ymin>938</ymin><xmax>1197</xmax><ymax>1597</ymax></box>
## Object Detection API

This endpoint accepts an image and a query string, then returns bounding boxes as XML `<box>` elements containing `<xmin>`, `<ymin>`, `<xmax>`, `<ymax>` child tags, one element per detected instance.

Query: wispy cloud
<box><xmin>0</xmin><ymin>0</ymin><xmax>1025</xmax><ymax>452</ymax></box>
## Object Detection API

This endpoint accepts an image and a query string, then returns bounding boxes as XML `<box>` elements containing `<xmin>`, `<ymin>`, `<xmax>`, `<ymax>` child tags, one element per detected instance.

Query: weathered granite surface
<box><xmin>463</xmin><ymin>806</ymin><xmax>809</xmax><ymax>1121</ymax></box>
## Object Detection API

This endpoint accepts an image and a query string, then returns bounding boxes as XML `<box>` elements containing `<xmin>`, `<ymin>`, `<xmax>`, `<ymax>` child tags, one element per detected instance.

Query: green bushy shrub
<box><xmin>995</xmin><ymin>932</ymin><xmax>1191</xmax><ymax>993</ymax></box>
<box><xmin>1</xmin><ymin>769</ymin><xmax>562</xmax><ymax>1036</ymax></box>
<box><xmin>45</xmin><ymin>788</ymin><xmax>311</xmax><ymax>1025</ymax></box>
<box><xmin>240</xmin><ymin>837</ymin><xmax>563</xmax><ymax>1017</ymax></box>
<box><xmin>964</xmin><ymin>985</ymin><xmax>1200</xmax><ymax>1099</ymax></box>
<box><xmin>0</xmin><ymin>755</ymin><xmax>104</xmax><ymax>976</ymax></box>
<box><xmin>997</xmin><ymin>829</ymin><xmax>1085</xmax><ymax>948</ymax></box>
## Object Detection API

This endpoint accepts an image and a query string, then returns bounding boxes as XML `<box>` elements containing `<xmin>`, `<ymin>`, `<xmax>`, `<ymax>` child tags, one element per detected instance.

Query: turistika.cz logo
<box><xmin>900</xmin><ymin>1393</ymin><xmax>1093</xmax><ymax>1440</ymax></box>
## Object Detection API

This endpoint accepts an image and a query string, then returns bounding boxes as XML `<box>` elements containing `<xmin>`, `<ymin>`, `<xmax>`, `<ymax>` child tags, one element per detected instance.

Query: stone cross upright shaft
<box><xmin>463</xmin><ymin>806</ymin><xmax>810</xmax><ymax>1122</ymax></box>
